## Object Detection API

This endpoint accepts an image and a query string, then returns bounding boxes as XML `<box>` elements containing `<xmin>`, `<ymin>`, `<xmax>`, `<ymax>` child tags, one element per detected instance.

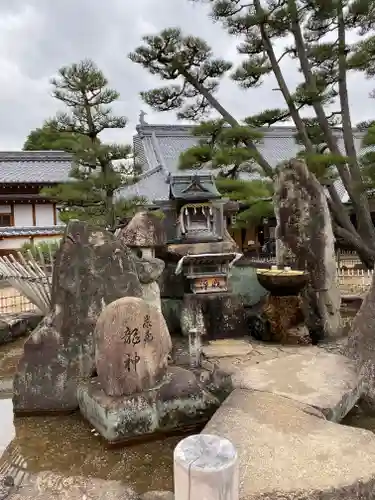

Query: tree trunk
<box><xmin>288</xmin><ymin>0</ymin><xmax>375</xmax><ymax>256</ymax></box>
<box><xmin>180</xmin><ymin>68</ymin><xmax>274</xmax><ymax>177</ymax></box>
<box><xmin>337</xmin><ymin>0</ymin><xmax>375</xmax><ymax>248</ymax></box>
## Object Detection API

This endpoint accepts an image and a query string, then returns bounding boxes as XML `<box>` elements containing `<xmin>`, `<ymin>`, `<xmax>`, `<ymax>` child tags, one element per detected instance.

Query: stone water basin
<box><xmin>256</xmin><ymin>268</ymin><xmax>308</xmax><ymax>296</ymax></box>
<box><xmin>0</xmin><ymin>338</ymin><xmax>182</xmax><ymax>494</ymax></box>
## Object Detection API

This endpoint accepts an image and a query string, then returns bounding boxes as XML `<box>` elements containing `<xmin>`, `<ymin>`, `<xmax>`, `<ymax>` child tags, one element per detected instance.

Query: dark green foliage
<box><xmin>130</xmin><ymin>0</ymin><xmax>375</xmax><ymax>266</ymax></box>
<box><xmin>27</xmin><ymin>60</ymin><xmax>142</xmax><ymax>229</ymax></box>
<box><xmin>23</xmin><ymin>122</ymin><xmax>81</xmax><ymax>151</ymax></box>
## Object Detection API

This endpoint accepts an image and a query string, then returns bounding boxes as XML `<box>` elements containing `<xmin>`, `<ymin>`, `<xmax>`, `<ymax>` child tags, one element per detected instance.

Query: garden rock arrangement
<box><xmin>13</xmin><ymin>221</ymin><xmax>165</xmax><ymax>415</ymax></box>
<box><xmin>78</xmin><ymin>295</ymin><xmax>227</xmax><ymax>444</ymax></box>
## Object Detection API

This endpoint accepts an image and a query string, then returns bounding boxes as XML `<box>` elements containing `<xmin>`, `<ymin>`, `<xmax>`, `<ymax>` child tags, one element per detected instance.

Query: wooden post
<box><xmin>174</xmin><ymin>434</ymin><xmax>238</xmax><ymax>500</ymax></box>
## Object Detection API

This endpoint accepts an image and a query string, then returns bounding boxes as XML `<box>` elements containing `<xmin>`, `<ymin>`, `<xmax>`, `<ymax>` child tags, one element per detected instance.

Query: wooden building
<box><xmin>0</xmin><ymin>151</ymin><xmax>72</xmax><ymax>254</ymax></box>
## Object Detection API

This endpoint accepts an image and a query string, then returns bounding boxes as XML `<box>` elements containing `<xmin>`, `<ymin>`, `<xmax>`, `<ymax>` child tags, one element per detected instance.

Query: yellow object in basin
<box><xmin>256</xmin><ymin>268</ymin><xmax>305</xmax><ymax>276</ymax></box>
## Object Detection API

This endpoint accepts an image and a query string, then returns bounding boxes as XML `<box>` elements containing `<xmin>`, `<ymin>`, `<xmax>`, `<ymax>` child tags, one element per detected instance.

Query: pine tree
<box><xmin>23</xmin><ymin>122</ymin><xmax>81</xmax><ymax>151</ymax></box>
<box><xmin>129</xmin><ymin>0</ymin><xmax>375</xmax><ymax>267</ymax></box>
<box><xmin>179</xmin><ymin>119</ymin><xmax>274</xmax><ymax>225</ymax></box>
<box><xmin>39</xmin><ymin>59</ymin><xmax>143</xmax><ymax>229</ymax></box>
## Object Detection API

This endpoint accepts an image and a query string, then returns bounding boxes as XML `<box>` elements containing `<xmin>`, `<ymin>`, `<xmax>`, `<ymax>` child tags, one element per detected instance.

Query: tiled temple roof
<box><xmin>0</xmin><ymin>226</ymin><xmax>65</xmax><ymax>237</ymax></box>
<box><xmin>117</xmin><ymin>123</ymin><xmax>370</xmax><ymax>204</ymax></box>
<box><xmin>0</xmin><ymin>151</ymin><xmax>73</xmax><ymax>184</ymax></box>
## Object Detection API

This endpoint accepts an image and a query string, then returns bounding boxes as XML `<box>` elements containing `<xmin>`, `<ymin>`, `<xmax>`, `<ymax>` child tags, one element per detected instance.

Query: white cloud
<box><xmin>0</xmin><ymin>0</ymin><xmax>373</xmax><ymax>150</ymax></box>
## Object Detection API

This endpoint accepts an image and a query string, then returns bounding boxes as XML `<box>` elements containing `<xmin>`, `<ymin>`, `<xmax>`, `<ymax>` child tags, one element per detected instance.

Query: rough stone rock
<box><xmin>205</xmin><ymin>389</ymin><xmax>375</xmax><ymax>500</ymax></box>
<box><xmin>0</xmin><ymin>312</ymin><xmax>42</xmax><ymax>345</ymax></box>
<box><xmin>95</xmin><ymin>296</ymin><xmax>172</xmax><ymax>396</ymax></box>
<box><xmin>232</xmin><ymin>350</ymin><xmax>363</xmax><ymax>422</ymax></box>
<box><xmin>346</xmin><ymin>276</ymin><xmax>375</xmax><ymax>409</ymax></box>
<box><xmin>77</xmin><ymin>366</ymin><xmax>221</xmax><ymax>443</ymax></box>
<box><xmin>118</xmin><ymin>211</ymin><xmax>166</xmax><ymax>248</ymax></box>
<box><xmin>274</xmin><ymin>159</ymin><xmax>341</xmax><ymax>343</ymax></box>
<box><xmin>13</xmin><ymin>221</ymin><xmax>143</xmax><ymax>414</ymax></box>
<box><xmin>262</xmin><ymin>295</ymin><xmax>308</xmax><ymax>344</ymax></box>
<box><xmin>181</xmin><ymin>293</ymin><xmax>247</xmax><ymax>340</ymax></box>
<box><xmin>8</xmin><ymin>471</ymin><xmax>138</xmax><ymax>500</ymax></box>
<box><xmin>135</xmin><ymin>256</ymin><xmax>165</xmax><ymax>284</ymax></box>
<box><xmin>141</xmin><ymin>281</ymin><xmax>162</xmax><ymax>312</ymax></box>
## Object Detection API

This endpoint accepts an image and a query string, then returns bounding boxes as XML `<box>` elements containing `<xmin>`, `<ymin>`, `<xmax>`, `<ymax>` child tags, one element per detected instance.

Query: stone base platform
<box><xmin>77</xmin><ymin>366</ymin><xmax>229</xmax><ymax>444</ymax></box>
<box><xmin>181</xmin><ymin>292</ymin><xmax>247</xmax><ymax>340</ymax></box>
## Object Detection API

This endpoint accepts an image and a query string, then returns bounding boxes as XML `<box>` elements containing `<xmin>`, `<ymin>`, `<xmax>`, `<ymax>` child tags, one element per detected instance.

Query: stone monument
<box><xmin>13</xmin><ymin>220</ymin><xmax>165</xmax><ymax>415</ymax></box>
<box><xmin>274</xmin><ymin>159</ymin><xmax>341</xmax><ymax>343</ymax></box>
<box><xmin>77</xmin><ymin>296</ymin><xmax>229</xmax><ymax>444</ymax></box>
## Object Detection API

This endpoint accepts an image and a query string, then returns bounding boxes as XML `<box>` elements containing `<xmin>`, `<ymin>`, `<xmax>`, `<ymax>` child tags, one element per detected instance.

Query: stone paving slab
<box><xmin>205</xmin><ymin>389</ymin><xmax>375</xmax><ymax>500</ymax></box>
<box><xmin>232</xmin><ymin>350</ymin><xmax>363</xmax><ymax>421</ymax></box>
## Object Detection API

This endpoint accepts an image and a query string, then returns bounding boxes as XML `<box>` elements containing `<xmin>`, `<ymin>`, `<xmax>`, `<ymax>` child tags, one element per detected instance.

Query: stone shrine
<box><xmin>274</xmin><ymin>159</ymin><xmax>341</xmax><ymax>343</ymax></box>
<box><xmin>78</xmin><ymin>296</ymin><xmax>230</xmax><ymax>444</ymax></box>
<box><xmin>13</xmin><ymin>220</ymin><xmax>165</xmax><ymax>415</ymax></box>
<box><xmin>155</xmin><ymin>172</ymin><xmax>247</xmax><ymax>340</ymax></box>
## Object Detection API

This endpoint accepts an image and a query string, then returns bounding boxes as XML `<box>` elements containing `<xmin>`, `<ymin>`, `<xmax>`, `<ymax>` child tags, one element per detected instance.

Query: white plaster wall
<box><xmin>0</xmin><ymin>237</ymin><xmax>30</xmax><ymax>249</ymax></box>
<box><xmin>0</xmin><ymin>205</ymin><xmax>11</xmax><ymax>214</ymax></box>
<box><xmin>13</xmin><ymin>205</ymin><xmax>33</xmax><ymax>226</ymax></box>
<box><xmin>35</xmin><ymin>204</ymin><xmax>54</xmax><ymax>226</ymax></box>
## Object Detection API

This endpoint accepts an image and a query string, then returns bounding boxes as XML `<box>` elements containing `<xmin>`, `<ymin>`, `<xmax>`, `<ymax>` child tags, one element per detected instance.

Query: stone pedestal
<box><xmin>181</xmin><ymin>293</ymin><xmax>247</xmax><ymax>340</ymax></box>
<box><xmin>262</xmin><ymin>295</ymin><xmax>310</xmax><ymax>344</ymax></box>
<box><xmin>77</xmin><ymin>367</ymin><xmax>223</xmax><ymax>444</ymax></box>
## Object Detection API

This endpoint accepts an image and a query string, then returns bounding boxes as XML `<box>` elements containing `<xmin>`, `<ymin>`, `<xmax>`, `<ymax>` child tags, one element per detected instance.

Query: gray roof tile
<box><xmin>119</xmin><ymin>124</ymin><xmax>369</xmax><ymax>203</ymax></box>
<box><xmin>0</xmin><ymin>225</ymin><xmax>65</xmax><ymax>237</ymax></box>
<box><xmin>0</xmin><ymin>151</ymin><xmax>73</xmax><ymax>183</ymax></box>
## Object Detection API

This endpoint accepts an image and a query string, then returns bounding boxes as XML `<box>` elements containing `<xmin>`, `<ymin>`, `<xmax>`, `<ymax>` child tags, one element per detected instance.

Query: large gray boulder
<box><xmin>346</xmin><ymin>274</ymin><xmax>375</xmax><ymax>409</ymax></box>
<box><xmin>274</xmin><ymin>159</ymin><xmax>341</xmax><ymax>343</ymax></box>
<box><xmin>13</xmin><ymin>221</ymin><xmax>144</xmax><ymax>415</ymax></box>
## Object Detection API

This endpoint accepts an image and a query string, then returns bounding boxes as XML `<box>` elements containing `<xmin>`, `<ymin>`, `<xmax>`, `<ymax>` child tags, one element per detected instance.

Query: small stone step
<box><xmin>232</xmin><ymin>350</ymin><xmax>363</xmax><ymax>421</ymax></box>
<box><xmin>205</xmin><ymin>389</ymin><xmax>375</xmax><ymax>500</ymax></box>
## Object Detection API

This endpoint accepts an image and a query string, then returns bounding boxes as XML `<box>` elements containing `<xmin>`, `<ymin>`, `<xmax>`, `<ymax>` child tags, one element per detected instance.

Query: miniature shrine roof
<box><xmin>116</xmin><ymin>121</ymin><xmax>371</xmax><ymax>204</ymax></box>
<box><xmin>0</xmin><ymin>151</ymin><xmax>73</xmax><ymax>184</ymax></box>
<box><xmin>168</xmin><ymin>173</ymin><xmax>222</xmax><ymax>200</ymax></box>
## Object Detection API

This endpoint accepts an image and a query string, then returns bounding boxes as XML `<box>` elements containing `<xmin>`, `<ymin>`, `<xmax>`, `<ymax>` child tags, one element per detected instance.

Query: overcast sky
<box><xmin>1</xmin><ymin>0</ymin><xmax>374</xmax><ymax>150</ymax></box>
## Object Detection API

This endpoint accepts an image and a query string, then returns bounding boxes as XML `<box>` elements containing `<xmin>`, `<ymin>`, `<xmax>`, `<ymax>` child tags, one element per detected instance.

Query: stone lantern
<box><xmin>118</xmin><ymin>211</ymin><xmax>166</xmax><ymax>258</ymax></box>
<box><xmin>118</xmin><ymin>211</ymin><xmax>166</xmax><ymax>313</ymax></box>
